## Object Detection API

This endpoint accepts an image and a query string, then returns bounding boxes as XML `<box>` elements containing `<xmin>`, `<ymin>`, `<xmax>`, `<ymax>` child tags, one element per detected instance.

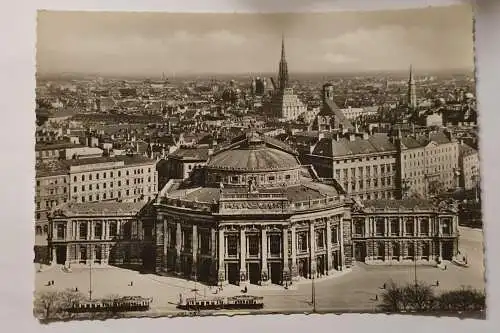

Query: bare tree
<box><xmin>379</xmin><ymin>281</ymin><xmax>403</xmax><ymax>312</ymax></box>
<box><xmin>33</xmin><ymin>291</ymin><xmax>63</xmax><ymax>320</ymax></box>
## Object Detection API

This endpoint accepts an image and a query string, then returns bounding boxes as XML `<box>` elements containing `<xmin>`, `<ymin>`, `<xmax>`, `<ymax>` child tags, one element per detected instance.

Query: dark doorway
<box><xmin>142</xmin><ymin>245</ymin><xmax>155</xmax><ymax>271</ymax></box>
<box><xmin>270</xmin><ymin>262</ymin><xmax>282</xmax><ymax>284</ymax></box>
<box><xmin>227</xmin><ymin>263</ymin><xmax>239</xmax><ymax>285</ymax></box>
<box><xmin>442</xmin><ymin>241</ymin><xmax>454</xmax><ymax>260</ymax></box>
<box><xmin>422</xmin><ymin>242</ymin><xmax>430</xmax><ymax>260</ymax></box>
<box><xmin>95</xmin><ymin>245</ymin><xmax>102</xmax><ymax>264</ymax></box>
<box><xmin>56</xmin><ymin>245</ymin><xmax>66</xmax><ymax>265</ymax></box>
<box><xmin>298</xmin><ymin>258</ymin><xmax>309</xmax><ymax>278</ymax></box>
<box><xmin>182</xmin><ymin>257</ymin><xmax>192</xmax><ymax>277</ymax></box>
<box><xmin>198</xmin><ymin>259</ymin><xmax>211</xmax><ymax>283</ymax></box>
<box><xmin>333</xmin><ymin>251</ymin><xmax>339</xmax><ymax>270</ymax></box>
<box><xmin>354</xmin><ymin>242</ymin><xmax>366</xmax><ymax>261</ymax></box>
<box><xmin>392</xmin><ymin>242</ymin><xmax>400</xmax><ymax>260</ymax></box>
<box><xmin>316</xmin><ymin>256</ymin><xmax>325</xmax><ymax>276</ymax></box>
<box><xmin>248</xmin><ymin>263</ymin><xmax>260</xmax><ymax>285</ymax></box>
<box><xmin>79</xmin><ymin>246</ymin><xmax>87</xmax><ymax>264</ymax></box>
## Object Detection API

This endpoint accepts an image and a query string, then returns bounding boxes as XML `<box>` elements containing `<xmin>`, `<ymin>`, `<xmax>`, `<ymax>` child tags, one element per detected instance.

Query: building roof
<box><xmin>63</xmin><ymin>154</ymin><xmax>155</xmax><ymax>168</ymax></box>
<box><xmin>36</xmin><ymin>154</ymin><xmax>155</xmax><ymax>177</ymax></box>
<box><xmin>166</xmin><ymin>182</ymin><xmax>341</xmax><ymax>204</ymax></box>
<box><xmin>208</xmin><ymin>147</ymin><xmax>299</xmax><ymax>172</ymax></box>
<box><xmin>312</xmin><ymin>133</ymin><xmax>396</xmax><ymax>158</ymax></box>
<box><xmin>207</xmin><ymin>131</ymin><xmax>300</xmax><ymax>172</ymax></box>
<box><xmin>361</xmin><ymin>199</ymin><xmax>436</xmax><ymax>210</ymax></box>
<box><xmin>459</xmin><ymin>143</ymin><xmax>477</xmax><ymax>157</ymax></box>
<box><xmin>53</xmin><ymin>201</ymin><xmax>147</xmax><ymax>217</ymax></box>
<box><xmin>168</xmin><ymin>147</ymin><xmax>210</xmax><ymax>161</ymax></box>
<box><xmin>35</xmin><ymin>142</ymin><xmax>84</xmax><ymax>151</ymax></box>
<box><xmin>401</xmin><ymin>131</ymin><xmax>454</xmax><ymax>149</ymax></box>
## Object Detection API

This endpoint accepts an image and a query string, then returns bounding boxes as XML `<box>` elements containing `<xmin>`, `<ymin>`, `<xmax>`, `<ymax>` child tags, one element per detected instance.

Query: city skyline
<box><xmin>37</xmin><ymin>5</ymin><xmax>474</xmax><ymax>77</ymax></box>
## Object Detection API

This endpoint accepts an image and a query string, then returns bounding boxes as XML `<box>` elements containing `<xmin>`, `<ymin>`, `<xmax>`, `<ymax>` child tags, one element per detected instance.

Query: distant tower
<box><xmin>407</xmin><ymin>65</ymin><xmax>417</xmax><ymax>109</ymax></box>
<box><xmin>277</xmin><ymin>34</ymin><xmax>289</xmax><ymax>91</ymax></box>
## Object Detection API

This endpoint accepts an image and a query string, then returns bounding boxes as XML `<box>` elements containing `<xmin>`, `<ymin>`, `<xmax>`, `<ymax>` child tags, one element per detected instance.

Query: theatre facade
<box><xmin>153</xmin><ymin>132</ymin><xmax>353</xmax><ymax>286</ymax></box>
<box><xmin>47</xmin><ymin>132</ymin><xmax>460</xmax><ymax>287</ymax></box>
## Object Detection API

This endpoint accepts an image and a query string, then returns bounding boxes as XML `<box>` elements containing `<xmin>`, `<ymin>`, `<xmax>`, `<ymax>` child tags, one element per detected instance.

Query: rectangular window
<box><xmin>73</xmin><ymin>186</ymin><xmax>77</xmax><ymax>193</ymax></box>
<box><xmin>227</xmin><ymin>235</ymin><xmax>238</xmax><ymax>256</ymax></box>
<box><xmin>94</xmin><ymin>222</ymin><xmax>102</xmax><ymax>238</ymax></box>
<box><xmin>56</xmin><ymin>224</ymin><xmax>65</xmax><ymax>239</ymax></box>
<box><xmin>390</xmin><ymin>219</ymin><xmax>399</xmax><ymax>236</ymax></box>
<box><xmin>405</xmin><ymin>219</ymin><xmax>414</xmax><ymax>236</ymax></box>
<box><xmin>269</xmin><ymin>235</ymin><xmax>281</xmax><ymax>255</ymax></box>
<box><xmin>248</xmin><ymin>235</ymin><xmax>259</xmax><ymax>256</ymax></box>
<box><xmin>298</xmin><ymin>232</ymin><xmax>308</xmax><ymax>252</ymax></box>
<box><xmin>375</xmin><ymin>218</ymin><xmax>385</xmax><ymax>236</ymax></box>
<box><xmin>420</xmin><ymin>218</ymin><xmax>429</xmax><ymax>235</ymax></box>
<box><xmin>79</xmin><ymin>223</ymin><xmax>87</xmax><ymax>239</ymax></box>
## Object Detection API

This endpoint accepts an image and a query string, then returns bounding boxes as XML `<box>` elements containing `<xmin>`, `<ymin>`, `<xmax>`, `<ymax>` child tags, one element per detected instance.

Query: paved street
<box><xmin>35</xmin><ymin>226</ymin><xmax>485</xmax><ymax>314</ymax></box>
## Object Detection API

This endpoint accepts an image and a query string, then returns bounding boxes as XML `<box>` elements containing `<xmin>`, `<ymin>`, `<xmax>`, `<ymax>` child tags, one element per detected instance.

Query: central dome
<box><xmin>207</xmin><ymin>146</ymin><xmax>300</xmax><ymax>172</ymax></box>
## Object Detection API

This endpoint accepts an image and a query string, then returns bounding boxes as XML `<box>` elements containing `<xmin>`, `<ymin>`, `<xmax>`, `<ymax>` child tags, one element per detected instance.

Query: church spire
<box><xmin>281</xmin><ymin>33</ymin><xmax>286</xmax><ymax>60</ymax></box>
<box><xmin>408</xmin><ymin>64</ymin><xmax>417</xmax><ymax>109</ymax></box>
<box><xmin>278</xmin><ymin>34</ymin><xmax>289</xmax><ymax>91</ymax></box>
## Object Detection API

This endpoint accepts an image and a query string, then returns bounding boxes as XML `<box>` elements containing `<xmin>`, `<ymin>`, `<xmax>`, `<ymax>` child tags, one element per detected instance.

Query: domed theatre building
<box><xmin>153</xmin><ymin>131</ymin><xmax>353</xmax><ymax>287</ymax></box>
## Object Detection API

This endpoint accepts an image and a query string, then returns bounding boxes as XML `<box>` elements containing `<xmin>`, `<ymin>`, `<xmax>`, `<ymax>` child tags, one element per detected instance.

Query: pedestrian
<box><xmin>383</xmin><ymin>283</ymin><xmax>386</xmax><ymax>289</ymax></box>
<box><xmin>375</xmin><ymin>294</ymin><xmax>378</xmax><ymax>301</ymax></box>
<box><xmin>75</xmin><ymin>287</ymin><xmax>78</xmax><ymax>292</ymax></box>
<box><xmin>436</xmin><ymin>280</ymin><xmax>439</xmax><ymax>287</ymax></box>
<box><xmin>130</xmin><ymin>281</ymin><xmax>134</xmax><ymax>287</ymax></box>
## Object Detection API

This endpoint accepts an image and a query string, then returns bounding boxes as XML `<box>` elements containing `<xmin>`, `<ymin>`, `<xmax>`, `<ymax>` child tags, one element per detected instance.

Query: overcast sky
<box><xmin>37</xmin><ymin>5</ymin><xmax>474</xmax><ymax>76</ymax></box>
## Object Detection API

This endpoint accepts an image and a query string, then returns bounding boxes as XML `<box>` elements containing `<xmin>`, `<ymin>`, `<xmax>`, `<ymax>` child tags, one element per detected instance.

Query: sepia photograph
<box><xmin>33</xmin><ymin>4</ymin><xmax>484</xmax><ymax>323</ymax></box>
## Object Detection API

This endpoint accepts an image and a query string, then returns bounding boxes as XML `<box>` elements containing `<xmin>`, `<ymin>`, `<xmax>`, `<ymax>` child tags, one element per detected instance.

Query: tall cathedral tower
<box><xmin>277</xmin><ymin>35</ymin><xmax>289</xmax><ymax>91</ymax></box>
<box><xmin>407</xmin><ymin>65</ymin><xmax>417</xmax><ymax>109</ymax></box>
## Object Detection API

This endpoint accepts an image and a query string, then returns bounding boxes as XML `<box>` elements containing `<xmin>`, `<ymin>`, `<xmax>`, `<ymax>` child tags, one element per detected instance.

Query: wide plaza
<box><xmin>35</xmin><ymin>226</ymin><xmax>485</xmax><ymax>314</ymax></box>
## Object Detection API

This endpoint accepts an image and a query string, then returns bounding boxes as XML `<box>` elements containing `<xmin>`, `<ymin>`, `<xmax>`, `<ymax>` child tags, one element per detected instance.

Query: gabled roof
<box><xmin>311</xmin><ymin>133</ymin><xmax>396</xmax><ymax>158</ymax></box>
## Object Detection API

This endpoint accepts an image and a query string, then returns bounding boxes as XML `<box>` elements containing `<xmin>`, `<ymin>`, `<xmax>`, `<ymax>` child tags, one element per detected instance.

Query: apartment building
<box><xmin>396</xmin><ymin>130</ymin><xmax>460</xmax><ymax>198</ymax></box>
<box><xmin>302</xmin><ymin>131</ymin><xmax>399</xmax><ymax>200</ymax></box>
<box><xmin>68</xmin><ymin>154</ymin><xmax>158</xmax><ymax>204</ymax></box>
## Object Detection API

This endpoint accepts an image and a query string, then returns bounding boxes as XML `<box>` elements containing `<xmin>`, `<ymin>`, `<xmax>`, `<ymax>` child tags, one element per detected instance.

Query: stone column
<box><xmin>239</xmin><ymin>227</ymin><xmax>247</xmax><ymax>286</ymax></box>
<box><xmin>387</xmin><ymin>218</ymin><xmax>392</xmax><ymax>236</ymax></box>
<box><xmin>87</xmin><ymin>221</ymin><xmax>91</xmax><ymax>241</ymax></box>
<box><xmin>326</xmin><ymin>219</ymin><xmax>333</xmax><ymax>274</ymax></box>
<box><xmin>175</xmin><ymin>222</ymin><xmax>182</xmax><ymax>274</ymax></box>
<box><xmin>414</xmin><ymin>219</ymin><xmax>417</xmax><ymax>237</ymax></box>
<box><xmin>217</xmin><ymin>227</ymin><xmax>226</xmax><ymax>286</ymax></box>
<box><xmin>51</xmin><ymin>246</ymin><xmax>57</xmax><ymax>264</ymax></box>
<box><xmin>290</xmin><ymin>225</ymin><xmax>298</xmax><ymax>279</ymax></box>
<box><xmin>282</xmin><ymin>227</ymin><xmax>289</xmax><ymax>284</ymax></box>
<box><xmin>65</xmin><ymin>245</ymin><xmax>70</xmax><ymax>267</ymax></box>
<box><xmin>210</xmin><ymin>228</ymin><xmax>217</xmax><ymax>284</ymax></box>
<box><xmin>163</xmin><ymin>218</ymin><xmax>168</xmax><ymax>268</ymax></box>
<box><xmin>339</xmin><ymin>217</ymin><xmax>345</xmax><ymax>270</ymax></box>
<box><xmin>416</xmin><ymin>218</ymin><xmax>421</xmax><ymax>237</ymax></box>
<box><xmin>261</xmin><ymin>227</ymin><xmax>269</xmax><ymax>285</ymax></box>
<box><xmin>364</xmin><ymin>217</ymin><xmax>369</xmax><ymax>237</ymax></box>
<box><xmin>385</xmin><ymin>217</ymin><xmax>389</xmax><ymax>237</ymax></box>
<box><xmin>191</xmin><ymin>224</ymin><xmax>198</xmax><ymax>280</ymax></box>
<box><xmin>309</xmin><ymin>222</ymin><xmax>316</xmax><ymax>278</ymax></box>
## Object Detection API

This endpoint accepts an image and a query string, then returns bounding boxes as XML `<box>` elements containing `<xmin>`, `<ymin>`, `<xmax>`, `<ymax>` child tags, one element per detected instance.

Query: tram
<box><xmin>177</xmin><ymin>295</ymin><xmax>264</xmax><ymax>311</ymax></box>
<box><xmin>67</xmin><ymin>296</ymin><xmax>152</xmax><ymax>313</ymax></box>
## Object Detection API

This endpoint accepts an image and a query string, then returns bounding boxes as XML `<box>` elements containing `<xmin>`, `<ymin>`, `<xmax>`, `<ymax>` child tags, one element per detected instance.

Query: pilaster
<box><xmin>309</xmin><ymin>222</ymin><xmax>316</xmax><ymax>278</ymax></box>
<box><xmin>239</xmin><ymin>227</ymin><xmax>248</xmax><ymax>286</ymax></box>
<box><xmin>261</xmin><ymin>227</ymin><xmax>269</xmax><ymax>285</ymax></box>
<box><xmin>217</xmin><ymin>227</ymin><xmax>227</xmax><ymax>286</ymax></box>
<box><xmin>290</xmin><ymin>225</ymin><xmax>298</xmax><ymax>280</ymax></box>
<box><xmin>175</xmin><ymin>222</ymin><xmax>182</xmax><ymax>274</ymax></box>
<box><xmin>326</xmin><ymin>219</ymin><xmax>333</xmax><ymax>274</ymax></box>
<box><xmin>282</xmin><ymin>226</ymin><xmax>289</xmax><ymax>283</ymax></box>
<box><xmin>191</xmin><ymin>224</ymin><xmax>198</xmax><ymax>280</ymax></box>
